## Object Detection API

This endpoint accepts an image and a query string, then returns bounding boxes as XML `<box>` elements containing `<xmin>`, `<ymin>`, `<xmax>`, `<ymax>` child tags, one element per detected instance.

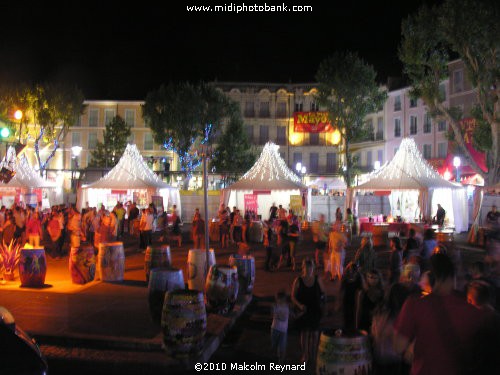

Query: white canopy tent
<box><xmin>0</xmin><ymin>147</ymin><xmax>56</xmax><ymax>208</ymax></box>
<box><xmin>355</xmin><ymin>138</ymin><xmax>468</xmax><ymax>232</ymax></box>
<box><xmin>222</xmin><ymin>142</ymin><xmax>310</xmax><ymax>220</ymax></box>
<box><xmin>79</xmin><ymin>144</ymin><xmax>180</xmax><ymax>215</ymax></box>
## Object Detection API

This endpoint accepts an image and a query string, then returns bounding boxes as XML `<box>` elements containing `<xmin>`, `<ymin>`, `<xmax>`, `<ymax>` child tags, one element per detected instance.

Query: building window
<box><xmin>246</xmin><ymin>125</ymin><xmax>254</xmax><ymax>142</ymax></box>
<box><xmin>376</xmin><ymin>117</ymin><xmax>384</xmax><ymax>140</ymax></box>
<box><xmin>309</xmin><ymin>153</ymin><xmax>319</xmax><ymax>173</ymax></box>
<box><xmin>88</xmin><ymin>109</ymin><xmax>98</xmax><ymax>127</ymax></box>
<box><xmin>128</xmin><ymin>132</ymin><xmax>135</xmax><ymax>144</ymax></box>
<box><xmin>309</xmin><ymin>133</ymin><xmax>319</xmax><ymax>145</ymax></box>
<box><xmin>394</xmin><ymin>118</ymin><xmax>401</xmax><ymax>137</ymax></box>
<box><xmin>125</xmin><ymin>109</ymin><xmax>135</xmax><ymax>127</ymax></box>
<box><xmin>453</xmin><ymin>69</ymin><xmax>463</xmax><ymax>93</ymax></box>
<box><xmin>74</xmin><ymin>116</ymin><xmax>81</xmax><ymax>127</ymax></box>
<box><xmin>410</xmin><ymin>116</ymin><xmax>417</xmax><ymax>135</ymax></box>
<box><xmin>259</xmin><ymin>101</ymin><xmax>270</xmax><ymax>118</ymax></box>
<box><xmin>294</xmin><ymin>102</ymin><xmax>303</xmax><ymax>112</ymax></box>
<box><xmin>394</xmin><ymin>96</ymin><xmax>401</xmax><ymax>111</ymax></box>
<box><xmin>326</xmin><ymin>153</ymin><xmax>337</xmax><ymax>173</ymax></box>
<box><xmin>423</xmin><ymin>144</ymin><xmax>432</xmax><ymax>159</ymax></box>
<box><xmin>424</xmin><ymin>113</ymin><xmax>432</xmax><ymax>133</ymax></box>
<box><xmin>409</xmin><ymin>97</ymin><xmax>418</xmax><ymax>108</ymax></box>
<box><xmin>104</xmin><ymin>109</ymin><xmax>115</xmax><ymax>126</ymax></box>
<box><xmin>144</xmin><ymin>133</ymin><xmax>154</xmax><ymax>150</ymax></box>
<box><xmin>439</xmin><ymin>84</ymin><xmax>447</xmax><ymax>102</ymax></box>
<box><xmin>366</xmin><ymin>151</ymin><xmax>372</xmax><ymax>169</ymax></box>
<box><xmin>88</xmin><ymin>132</ymin><xmax>98</xmax><ymax>149</ymax></box>
<box><xmin>72</xmin><ymin>132</ymin><xmax>81</xmax><ymax>147</ymax></box>
<box><xmin>310</xmin><ymin>102</ymin><xmax>319</xmax><ymax>112</ymax></box>
<box><xmin>259</xmin><ymin>125</ymin><xmax>269</xmax><ymax>145</ymax></box>
<box><xmin>438</xmin><ymin>142</ymin><xmax>447</xmax><ymax>158</ymax></box>
<box><xmin>244</xmin><ymin>101</ymin><xmax>255</xmax><ymax>117</ymax></box>
<box><xmin>377</xmin><ymin>150</ymin><xmax>383</xmax><ymax>164</ymax></box>
<box><xmin>276</xmin><ymin>126</ymin><xmax>286</xmax><ymax>145</ymax></box>
<box><xmin>293</xmin><ymin>152</ymin><xmax>302</xmax><ymax>167</ymax></box>
<box><xmin>276</xmin><ymin>102</ymin><xmax>287</xmax><ymax>118</ymax></box>
<box><xmin>438</xmin><ymin>120</ymin><xmax>446</xmax><ymax>132</ymax></box>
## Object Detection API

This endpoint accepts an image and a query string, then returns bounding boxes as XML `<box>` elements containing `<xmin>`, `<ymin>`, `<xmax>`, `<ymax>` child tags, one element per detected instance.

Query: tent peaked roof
<box><xmin>0</xmin><ymin>148</ymin><xmax>54</xmax><ymax>188</ymax></box>
<box><xmin>83</xmin><ymin>144</ymin><xmax>171</xmax><ymax>189</ymax></box>
<box><xmin>356</xmin><ymin>138</ymin><xmax>460</xmax><ymax>190</ymax></box>
<box><xmin>228</xmin><ymin>142</ymin><xmax>306</xmax><ymax>190</ymax></box>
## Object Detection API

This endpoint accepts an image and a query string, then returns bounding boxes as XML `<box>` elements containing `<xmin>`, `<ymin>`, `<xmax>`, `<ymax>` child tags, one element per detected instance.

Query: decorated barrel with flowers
<box><xmin>97</xmin><ymin>242</ymin><xmax>125</xmax><ymax>282</ymax></box>
<box><xmin>228</xmin><ymin>254</ymin><xmax>255</xmax><ymax>294</ymax></box>
<box><xmin>204</xmin><ymin>264</ymin><xmax>239</xmax><ymax>314</ymax></box>
<box><xmin>187</xmin><ymin>248</ymin><xmax>215</xmax><ymax>291</ymax></box>
<box><xmin>316</xmin><ymin>329</ymin><xmax>372</xmax><ymax>375</ymax></box>
<box><xmin>145</xmin><ymin>245</ymin><xmax>171</xmax><ymax>282</ymax></box>
<box><xmin>19</xmin><ymin>248</ymin><xmax>47</xmax><ymax>287</ymax></box>
<box><xmin>69</xmin><ymin>245</ymin><xmax>96</xmax><ymax>284</ymax></box>
<box><xmin>161</xmin><ymin>289</ymin><xmax>206</xmax><ymax>358</ymax></box>
<box><xmin>148</xmin><ymin>267</ymin><xmax>184</xmax><ymax>325</ymax></box>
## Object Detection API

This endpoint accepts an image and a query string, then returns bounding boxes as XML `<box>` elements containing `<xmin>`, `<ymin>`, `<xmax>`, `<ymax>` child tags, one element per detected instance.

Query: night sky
<box><xmin>0</xmin><ymin>1</ymin><xmax>440</xmax><ymax>100</ymax></box>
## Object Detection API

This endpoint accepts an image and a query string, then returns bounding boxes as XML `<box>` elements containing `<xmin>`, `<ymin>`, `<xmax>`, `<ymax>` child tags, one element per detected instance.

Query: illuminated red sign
<box><xmin>293</xmin><ymin>112</ymin><xmax>333</xmax><ymax>133</ymax></box>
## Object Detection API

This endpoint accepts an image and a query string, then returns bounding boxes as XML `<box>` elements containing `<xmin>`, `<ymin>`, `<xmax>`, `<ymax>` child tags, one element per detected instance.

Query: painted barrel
<box><xmin>316</xmin><ymin>329</ymin><xmax>372</xmax><ymax>375</ymax></box>
<box><xmin>148</xmin><ymin>267</ymin><xmax>184</xmax><ymax>325</ymax></box>
<box><xmin>187</xmin><ymin>249</ymin><xmax>215</xmax><ymax>291</ymax></box>
<box><xmin>145</xmin><ymin>245</ymin><xmax>171</xmax><ymax>282</ymax></box>
<box><xmin>205</xmin><ymin>265</ymin><xmax>239</xmax><ymax>314</ymax></box>
<box><xmin>69</xmin><ymin>245</ymin><xmax>96</xmax><ymax>284</ymax></box>
<box><xmin>437</xmin><ymin>230</ymin><xmax>454</xmax><ymax>243</ymax></box>
<box><xmin>19</xmin><ymin>248</ymin><xmax>47</xmax><ymax>287</ymax></box>
<box><xmin>162</xmin><ymin>289</ymin><xmax>206</xmax><ymax>358</ymax></box>
<box><xmin>97</xmin><ymin>242</ymin><xmax>125</xmax><ymax>282</ymax></box>
<box><xmin>228</xmin><ymin>254</ymin><xmax>255</xmax><ymax>294</ymax></box>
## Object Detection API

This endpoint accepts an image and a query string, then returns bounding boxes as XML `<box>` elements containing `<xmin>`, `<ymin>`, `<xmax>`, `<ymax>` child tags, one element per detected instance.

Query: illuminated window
<box><xmin>88</xmin><ymin>109</ymin><xmax>98</xmax><ymax>127</ymax></box>
<box><xmin>144</xmin><ymin>133</ymin><xmax>154</xmax><ymax>150</ymax></box>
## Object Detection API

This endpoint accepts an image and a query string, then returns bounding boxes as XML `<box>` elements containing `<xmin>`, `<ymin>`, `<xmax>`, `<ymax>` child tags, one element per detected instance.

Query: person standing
<box><xmin>218</xmin><ymin>204</ymin><xmax>229</xmax><ymax>248</ymax></box>
<box><xmin>26</xmin><ymin>208</ymin><xmax>42</xmax><ymax>247</ymax></box>
<box><xmin>67</xmin><ymin>205</ymin><xmax>82</xmax><ymax>248</ymax></box>
<box><xmin>291</xmin><ymin>258</ymin><xmax>327</xmax><ymax>367</ymax></box>
<box><xmin>335</xmin><ymin>207</ymin><xmax>343</xmax><ymax>223</ymax></box>
<box><xmin>354</xmin><ymin>236</ymin><xmax>376</xmax><ymax>273</ymax></box>
<box><xmin>271</xmin><ymin>290</ymin><xmax>290</xmax><ymax>365</ymax></box>
<box><xmin>434</xmin><ymin>203</ymin><xmax>446</xmax><ymax>226</ymax></box>
<box><xmin>389</xmin><ymin>237</ymin><xmax>403</xmax><ymax>285</ymax></box>
<box><xmin>47</xmin><ymin>211</ymin><xmax>63</xmax><ymax>259</ymax></box>
<box><xmin>128</xmin><ymin>202</ymin><xmax>140</xmax><ymax>235</ymax></box>
<box><xmin>139</xmin><ymin>207</ymin><xmax>154</xmax><ymax>249</ymax></box>
<box><xmin>312</xmin><ymin>214</ymin><xmax>328</xmax><ymax>268</ymax></box>
<box><xmin>394</xmin><ymin>253</ymin><xmax>496</xmax><ymax>375</ymax></box>
<box><xmin>191</xmin><ymin>209</ymin><xmax>205</xmax><ymax>249</ymax></box>
<box><xmin>329</xmin><ymin>227</ymin><xmax>347</xmax><ymax>281</ymax></box>
<box><xmin>287</xmin><ymin>217</ymin><xmax>300</xmax><ymax>271</ymax></box>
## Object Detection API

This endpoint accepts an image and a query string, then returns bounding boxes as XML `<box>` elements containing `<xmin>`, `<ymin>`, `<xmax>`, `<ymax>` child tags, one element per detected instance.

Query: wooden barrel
<box><xmin>145</xmin><ymin>245</ymin><xmax>171</xmax><ymax>282</ymax></box>
<box><xmin>19</xmin><ymin>248</ymin><xmax>47</xmax><ymax>287</ymax></box>
<box><xmin>228</xmin><ymin>254</ymin><xmax>255</xmax><ymax>294</ymax></box>
<box><xmin>161</xmin><ymin>289</ymin><xmax>206</xmax><ymax>358</ymax></box>
<box><xmin>316</xmin><ymin>329</ymin><xmax>372</xmax><ymax>375</ymax></box>
<box><xmin>205</xmin><ymin>264</ymin><xmax>239</xmax><ymax>314</ymax></box>
<box><xmin>97</xmin><ymin>242</ymin><xmax>125</xmax><ymax>282</ymax></box>
<box><xmin>187</xmin><ymin>249</ymin><xmax>215</xmax><ymax>291</ymax></box>
<box><xmin>69</xmin><ymin>245</ymin><xmax>96</xmax><ymax>284</ymax></box>
<box><xmin>148</xmin><ymin>267</ymin><xmax>184</xmax><ymax>325</ymax></box>
<box><xmin>436</xmin><ymin>230</ymin><xmax>454</xmax><ymax>243</ymax></box>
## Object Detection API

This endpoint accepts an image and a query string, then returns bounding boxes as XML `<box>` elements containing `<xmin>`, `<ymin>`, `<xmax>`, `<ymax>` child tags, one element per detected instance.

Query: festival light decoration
<box><xmin>240</xmin><ymin>142</ymin><xmax>302</xmax><ymax>184</ymax></box>
<box><xmin>360</xmin><ymin>138</ymin><xmax>457</xmax><ymax>189</ymax></box>
<box><xmin>86</xmin><ymin>144</ymin><xmax>169</xmax><ymax>188</ymax></box>
<box><xmin>0</xmin><ymin>147</ymin><xmax>53</xmax><ymax>187</ymax></box>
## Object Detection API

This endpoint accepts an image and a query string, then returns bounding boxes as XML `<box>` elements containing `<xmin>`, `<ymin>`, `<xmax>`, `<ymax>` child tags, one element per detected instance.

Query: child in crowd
<box><xmin>271</xmin><ymin>290</ymin><xmax>290</xmax><ymax>365</ymax></box>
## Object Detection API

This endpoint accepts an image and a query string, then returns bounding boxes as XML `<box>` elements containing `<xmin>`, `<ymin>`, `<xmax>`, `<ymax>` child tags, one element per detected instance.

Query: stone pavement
<box><xmin>0</xmin><ymin>227</ymin><xmax>487</xmax><ymax>374</ymax></box>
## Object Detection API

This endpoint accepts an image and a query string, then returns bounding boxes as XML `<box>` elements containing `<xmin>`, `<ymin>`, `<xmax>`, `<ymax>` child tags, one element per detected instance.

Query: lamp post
<box><xmin>71</xmin><ymin>146</ymin><xmax>82</xmax><ymax>191</ymax></box>
<box><xmin>453</xmin><ymin>156</ymin><xmax>461</xmax><ymax>183</ymax></box>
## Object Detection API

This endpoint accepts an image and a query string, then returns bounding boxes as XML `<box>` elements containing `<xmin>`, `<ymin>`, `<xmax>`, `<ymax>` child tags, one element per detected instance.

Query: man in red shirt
<box><xmin>394</xmin><ymin>253</ymin><xmax>495</xmax><ymax>374</ymax></box>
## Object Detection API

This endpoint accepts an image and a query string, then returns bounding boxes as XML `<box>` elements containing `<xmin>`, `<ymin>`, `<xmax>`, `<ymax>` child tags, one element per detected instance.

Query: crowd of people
<box><xmin>265</xmin><ymin>207</ymin><xmax>500</xmax><ymax>374</ymax></box>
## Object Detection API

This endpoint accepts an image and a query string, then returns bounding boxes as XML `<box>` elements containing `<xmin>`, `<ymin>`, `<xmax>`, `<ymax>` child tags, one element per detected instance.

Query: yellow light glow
<box><xmin>332</xmin><ymin>128</ymin><xmax>341</xmax><ymax>145</ymax></box>
<box><xmin>289</xmin><ymin>132</ymin><xmax>302</xmax><ymax>146</ymax></box>
<box><xmin>14</xmin><ymin>110</ymin><xmax>23</xmax><ymax>120</ymax></box>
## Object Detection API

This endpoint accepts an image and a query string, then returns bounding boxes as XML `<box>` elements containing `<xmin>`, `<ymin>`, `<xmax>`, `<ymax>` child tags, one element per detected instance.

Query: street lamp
<box><xmin>71</xmin><ymin>146</ymin><xmax>82</xmax><ymax>190</ymax></box>
<box><xmin>295</xmin><ymin>162</ymin><xmax>302</xmax><ymax>174</ymax></box>
<box><xmin>453</xmin><ymin>156</ymin><xmax>461</xmax><ymax>182</ymax></box>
